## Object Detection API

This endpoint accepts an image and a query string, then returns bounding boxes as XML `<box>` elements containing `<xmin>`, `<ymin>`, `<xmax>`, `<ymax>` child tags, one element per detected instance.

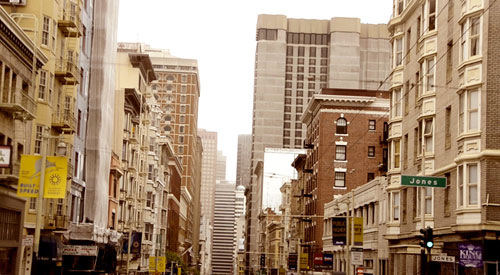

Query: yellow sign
<box><xmin>17</xmin><ymin>155</ymin><xmax>67</xmax><ymax>198</ymax></box>
<box><xmin>349</xmin><ymin>217</ymin><xmax>363</xmax><ymax>246</ymax></box>
<box><xmin>156</xmin><ymin>256</ymin><xmax>166</xmax><ymax>272</ymax></box>
<box><xmin>18</xmin><ymin>155</ymin><xmax>42</xmax><ymax>197</ymax></box>
<box><xmin>299</xmin><ymin>253</ymin><xmax>309</xmax><ymax>270</ymax></box>
<box><xmin>148</xmin><ymin>256</ymin><xmax>166</xmax><ymax>272</ymax></box>
<box><xmin>149</xmin><ymin>257</ymin><xmax>156</xmax><ymax>272</ymax></box>
<box><xmin>43</xmin><ymin>156</ymin><xmax>68</xmax><ymax>198</ymax></box>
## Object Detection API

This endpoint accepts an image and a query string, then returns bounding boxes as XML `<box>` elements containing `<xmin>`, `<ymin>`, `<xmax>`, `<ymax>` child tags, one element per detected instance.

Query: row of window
<box><xmin>390</xmin><ymin>163</ymin><xmax>479</xmax><ymax>223</ymax></box>
<box><xmin>285</xmin><ymin>81</ymin><xmax>327</xmax><ymax>89</ymax></box>
<box><xmin>335</xmin><ymin>145</ymin><xmax>377</xmax><ymax>161</ymax></box>
<box><xmin>285</xmin><ymin>73</ymin><xmax>328</xmax><ymax>81</ymax></box>
<box><xmin>287</xmin><ymin>46</ymin><xmax>329</xmax><ymax>57</ymax></box>
<box><xmin>392</xmin><ymin>13</ymin><xmax>481</xmax><ymax>68</ymax></box>
<box><xmin>287</xmin><ymin>57</ymin><xmax>328</xmax><ymax>66</ymax></box>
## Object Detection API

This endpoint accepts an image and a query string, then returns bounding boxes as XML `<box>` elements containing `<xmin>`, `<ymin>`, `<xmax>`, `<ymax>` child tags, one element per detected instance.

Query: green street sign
<box><xmin>401</xmin><ymin>175</ymin><xmax>447</xmax><ymax>188</ymax></box>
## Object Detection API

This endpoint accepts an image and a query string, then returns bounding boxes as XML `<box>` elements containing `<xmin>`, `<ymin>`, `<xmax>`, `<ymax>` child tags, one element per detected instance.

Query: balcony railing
<box><xmin>51</xmin><ymin>110</ymin><xmax>76</xmax><ymax>133</ymax></box>
<box><xmin>58</xmin><ymin>0</ymin><xmax>82</xmax><ymax>37</ymax></box>
<box><xmin>0</xmin><ymin>91</ymin><xmax>36</xmax><ymax>120</ymax></box>
<box><xmin>55</xmin><ymin>58</ymin><xmax>80</xmax><ymax>85</ymax></box>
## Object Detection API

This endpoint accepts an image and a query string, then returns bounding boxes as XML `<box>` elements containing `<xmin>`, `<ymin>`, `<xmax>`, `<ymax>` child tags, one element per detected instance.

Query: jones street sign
<box><xmin>401</xmin><ymin>175</ymin><xmax>446</xmax><ymax>188</ymax></box>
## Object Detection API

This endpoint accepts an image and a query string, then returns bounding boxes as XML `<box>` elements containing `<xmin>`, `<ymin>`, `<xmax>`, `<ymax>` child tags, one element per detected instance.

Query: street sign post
<box><xmin>401</xmin><ymin>175</ymin><xmax>447</xmax><ymax>188</ymax></box>
<box><xmin>431</xmin><ymin>255</ymin><xmax>455</xmax><ymax>263</ymax></box>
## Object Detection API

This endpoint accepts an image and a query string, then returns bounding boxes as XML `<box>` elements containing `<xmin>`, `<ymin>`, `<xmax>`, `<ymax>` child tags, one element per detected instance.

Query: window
<box><xmin>298</xmin><ymin>47</ymin><xmax>305</xmax><ymax>56</ymax></box>
<box><xmin>403</xmin><ymin>134</ymin><xmax>408</xmax><ymax>169</ymax></box>
<box><xmin>392</xmin><ymin>192</ymin><xmax>400</xmax><ymax>221</ymax></box>
<box><xmin>38</xmin><ymin>70</ymin><xmax>47</xmax><ymax>100</ymax></box>
<box><xmin>427</xmin><ymin>0</ymin><xmax>436</xmax><ymax>31</ymax></box>
<box><xmin>404</xmin><ymin>81</ymin><xmax>410</xmax><ymax>115</ymax></box>
<box><xmin>423</xmin><ymin>119</ymin><xmax>433</xmax><ymax>152</ymax></box>
<box><xmin>180</xmin><ymin>95</ymin><xmax>187</xmax><ymax>103</ymax></box>
<box><xmin>181</xmin><ymin>85</ymin><xmax>187</xmax><ymax>93</ymax></box>
<box><xmin>181</xmin><ymin>75</ymin><xmax>187</xmax><ymax>83</ymax></box>
<box><xmin>145</xmin><ymin>223</ymin><xmax>153</xmax><ymax>241</ymax></box>
<box><xmin>406</xmin><ymin>28</ymin><xmax>411</xmax><ymax>63</ymax></box>
<box><xmin>368</xmin><ymin>120</ymin><xmax>376</xmax><ymax>130</ymax></box>
<box><xmin>459</xmin><ymin>89</ymin><xmax>479</xmax><ymax>133</ymax></box>
<box><xmin>77</xmin><ymin>110</ymin><xmax>82</xmax><ymax>136</ymax></box>
<box><xmin>461</xmin><ymin>16</ymin><xmax>481</xmax><ymax>61</ymax></box>
<box><xmin>34</xmin><ymin>125</ymin><xmax>43</xmax><ymax>154</ymax></box>
<box><xmin>397</xmin><ymin>0</ymin><xmax>404</xmax><ymax>15</ymax></box>
<box><xmin>179</xmin><ymin>146</ymin><xmax>184</xmax><ymax>154</ymax></box>
<box><xmin>457</xmin><ymin>163</ymin><xmax>479</xmax><ymax>207</ymax></box>
<box><xmin>367</xmin><ymin>173</ymin><xmax>375</xmax><ymax>182</ymax></box>
<box><xmin>321</xmin><ymin>48</ymin><xmax>328</xmax><ymax>58</ymax></box>
<box><xmin>148</xmin><ymin>164</ymin><xmax>154</xmax><ymax>180</ymax></box>
<box><xmin>309</xmin><ymin>47</ymin><xmax>316</xmax><ymax>57</ymax></box>
<box><xmin>42</xmin><ymin>16</ymin><xmax>50</xmax><ymax>46</ymax></box>
<box><xmin>391</xmin><ymin>88</ymin><xmax>402</xmax><ymax>118</ymax></box>
<box><xmin>309</xmin><ymin>59</ymin><xmax>316</xmax><ymax>65</ymax></box>
<box><xmin>445</xmin><ymin>106</ymin><xmax>451</xmax><ymax>150</ymax></box>
<box><xmin>180</xmin><ymin>105</ymin><xmax>186</xmax><ymax>113</ymax></box>
<box><xmin>425</xmin><ymin>187</ymin><xmax>433</xmax><ymax>214</ymax></box>
<box><xmin>334</xmin><ymin>172</ymin><xmax>346</xmax><ymax>187</ymax></box>
<box><xmin>29</xmin><ymin>198</ymin><xmax>37</xmax><ymax>211</ymax></box>
<box><xmin>424</xmin><ymin>57</ymin><xmax>435</xmax><ymax>93</ymax></box>
<box><xmin>394</xmin><ymin>37</ymin><xmax>403</xmax><ymax>66</ymax></box>
<box><xmin>336</xmin><ymin>118</ymin><xmax>347</xmax><ymax>134</ymax></box>
<box><xmin>146</xmin><ymin>192</ymin><xmax>152</xmax><ymax>208</ymax></box>
<box><xmin>179</xmin><ymin>125</ymin><xmax>185</xmax><ymax>133</ymax></box>
<box><xmin>287</xmin><ymin>46</ymin><xmax>294</xmax><ymax>56</ymax></box>
<box><xmin>336</xmin><ymin>145</ymin><xmax>346</xmax><ymax>161</ymax></box>
<box><xmin>179</xmin><ymin>136</ymin><xmax>184</xmax><ymax>144</ymax></box>
<box><xmin>393</xmin><ymin>139</ymin><xmax>401</xmax><ymax>169</ymax></box>
<box><xmin>368</xmin><ymin>146</ymin><xmax>375</xmax><ymax>158</ymax></box>
<box><xmin>446</xmin><ymin>41</ymin><xmax>453</xmax><ymax>82</ymax></box>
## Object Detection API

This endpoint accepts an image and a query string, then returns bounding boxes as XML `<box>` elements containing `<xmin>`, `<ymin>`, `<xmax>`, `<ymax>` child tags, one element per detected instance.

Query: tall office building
<box><xmin>236</xmin><ymin>134</ymin><xmax>251</xmax><ymax>188</ymax></box>
<box><xmin>145</xmin><ymin>47</ymin><xmax>202</xmax><ymax>264</ymax></box>
<box><xmin>198</xmin><ymin>129</ymin><xmax>217</xmax><ymax>225</ymax></box>
<box><xmin>385</xmin><ymin>0</ymin><xmax>500</xmax><ymax>273</ymax></box>
<box><xmin>212</xmin><ymin>181</ymin><xmax>236</xmax><ymax>275</ymax></box>
<box><xmin>246</xmin><ymin>14</ymin><xmax>391</xmax><ymax>273</ymax></box>
<box><xmin>216</xmin><ymin>150</ymin><xmax>226</xmax><ymax>181</ymax></box>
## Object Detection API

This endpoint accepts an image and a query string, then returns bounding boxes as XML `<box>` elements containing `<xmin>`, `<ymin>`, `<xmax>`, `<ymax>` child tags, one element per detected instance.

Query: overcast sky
<box><xmin>117</xmin><ymin>0</ymin><xmax>393</xmax><ymax>181</ymax></box>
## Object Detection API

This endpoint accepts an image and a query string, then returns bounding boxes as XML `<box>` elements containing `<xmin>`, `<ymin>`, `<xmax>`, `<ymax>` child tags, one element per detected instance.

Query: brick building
<box><xmin>300</xmin><ymin>88</ymin><xmax>389</xmax><ymax>269</ymax></box>
<box><xmin>386</xmin><ymin>0</ymin><xmax>500</xmax><ymax>273</ymax></box>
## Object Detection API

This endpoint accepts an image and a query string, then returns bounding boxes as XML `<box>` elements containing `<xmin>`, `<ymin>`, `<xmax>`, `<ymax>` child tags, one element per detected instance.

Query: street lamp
<box><xmin>33</xmin><ymin>128</ymin><xmax>67</xmax><ymax>259</ymax></box>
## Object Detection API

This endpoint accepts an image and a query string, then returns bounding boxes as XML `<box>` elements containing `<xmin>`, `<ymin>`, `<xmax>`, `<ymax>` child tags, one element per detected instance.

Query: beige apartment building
<box><xmin>0</xmin><ymin>5</ymin><xmax>47</xmax><ymax>274</ymax></box>
<box><xmin>246</xmin><ymin>15</ymin><xmax>391</xmax><ymax>273</ymax></box>
<box><xmin>144</xmin><ymin>46</ymin><xmax>202</xmax><ymax>266</ymax></box>
<box><xmin>113</xmin><ymin>44</ymin><xmax>169</xmax><ymax>274</ymax></box>
<box><xmin>323</xmin><ymin>177</ymin><xmax>389</xmax><ymax>275</ymax></box>
<box><xmin>386</xmin><ymin>0</ymin><xmax>500</xmax><ymax>274</ymax></box>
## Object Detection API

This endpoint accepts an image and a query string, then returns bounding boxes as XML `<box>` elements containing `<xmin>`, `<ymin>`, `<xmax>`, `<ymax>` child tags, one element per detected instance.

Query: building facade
<box><xmin>323</xmin><ymin>177</ymin><xmax>389</xmax><ymax>275</ymax></box>
<box><xmin>145</xmin><ymin>47</ymin><xmax>201</xmax><ymax>266</ymax></box>
<box><xmin>236</xmin><ymin>134</ymin><xmax>251</xmax><ymax>189</ymax></box>
<box><xmin>212</xmin><ymin>181</ymin><xmax>236</xmax><ymax>275</ymax></box>
<box><xmin>0</xmin><ymin>5</ymin><xmax>47</xmax><ymax>274</ymax></box>
<box><xmin>246</xmin><ymin>15</ymin><xmax>391</xmax><ymax>273</ymax></box>
<box><xmin>216</xmin><ymin>150</ymin><xmax>226</xmax><ymax>181</ymax></box>
<box><xmin>386</xmin><ymin>0</ymin><xmax>500</xmax><ymax>274</ymax></box>
<box><xmin>298</xmin><ymin>88</ymin><xmax>389</xmax><ymax>268</ymax></box>
<box><xmin>198</xmin><ymin>129</ymin><xmax>217</xmax><ymax>228</ymax></box>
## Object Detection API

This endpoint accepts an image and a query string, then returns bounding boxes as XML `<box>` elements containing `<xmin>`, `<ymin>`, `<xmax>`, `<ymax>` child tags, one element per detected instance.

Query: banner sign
<box><xmin>299</xmin><ymin>253</ymin><xmax>309</xmax><ymax>270</ymax></box>
<box><xmin>459</xmin><ymin>243</ymin><xmax>482</xmax><ymax>268</ymax></box>
<box><xmin>314</xmin><ymin>253</ymin><xmax>333</xmax><ymax>269</ymax></box>
<box><xmin>401</xmin><ymin>175</ymin><xmax>446</xmax><ymax>188</ymax></box>
<box><xmin>352</xmin><ymin>217</ymin><xmax>363</xmax><ymax>246</ymax></box>
<box><xmin>351</xmin><ymin>247</ymin><xmax>363</xmax><ymax>266</ymax></box>
<box><xmin>332</xmin><ymin>217</ymin><xmax>347</xmax><ymax>245</ymax></box>
<box><xmin>17</xmin><ymin>155</ymin><xmax>68</xmax><ymax>198</ymax></box>
<box><xmin>149</xmin><ymin>256</ymin><xmax>166</xmax><ymax>272</ymax></box>
<box><xmin>43</xmin><ymin>156</ymin><xmax>68</xmax><ymax>198</ymax></box>
<box><xmin>0</xmin><ymin>145</ymin><xmax>11</xmax><ymax>168</ymax></box>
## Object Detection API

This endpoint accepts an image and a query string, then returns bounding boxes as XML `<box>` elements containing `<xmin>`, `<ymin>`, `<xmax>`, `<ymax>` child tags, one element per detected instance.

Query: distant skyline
<box><xmin>117</xmin><ymin>0</ymin><xmax>393</xmax><ymax>180</ymax></box>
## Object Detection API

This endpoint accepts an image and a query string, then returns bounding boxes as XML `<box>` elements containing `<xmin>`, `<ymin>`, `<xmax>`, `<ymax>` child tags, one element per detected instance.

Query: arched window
<box><xmin>336</xmin><ymin>118</ymin><xmax>347</xmax><ymax>134</ymax></box>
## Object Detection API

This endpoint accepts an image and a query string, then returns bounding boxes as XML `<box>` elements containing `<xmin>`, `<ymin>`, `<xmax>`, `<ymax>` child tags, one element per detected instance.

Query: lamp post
<box><xmin>33</xmin><ymin>128</ymin><xmax>67</xmax><ymax>258</ymax></box>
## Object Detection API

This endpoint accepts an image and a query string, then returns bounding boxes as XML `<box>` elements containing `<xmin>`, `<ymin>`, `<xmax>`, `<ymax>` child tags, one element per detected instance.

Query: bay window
<box><xmin>392</xmin><ymin>139</ymin><xmax>401</xmax><ymax>169</ymax></box>
<box><xmin>423</xmin><ymin>119</ymin><xmax>433</xmax><ymax>152</ymax></box>
<box><xmin>394</xmin><ymin>37</ymin><xmax>403</xmax><ymax>67</ymax></box>
<box><xmin>392</xmin><ymin>88</ymin><xmax>402</xmax><ymax>118</ymax></box>
<box><xmin>457</xmin><ymin>163</ymin><xmax>479</xmax><ymax>207</ymax></box>
<box><xmin>392</xmin><ymin>192</ymin><xmax>400</xmax><ymax>221</ymax></box>
<box><xmin>460</xmin><ymin>16</ymin><xmax>481</xmax><ymax>62</ymax></box>
<box><xmin>459</xmin><ymin>89</ymin><xmax>479</xmax><ymax>134</ymax></box>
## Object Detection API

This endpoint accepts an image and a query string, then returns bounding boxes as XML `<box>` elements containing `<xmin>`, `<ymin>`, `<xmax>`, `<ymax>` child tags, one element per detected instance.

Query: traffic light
<box><xmin>419</xmin><ymin>227</ymin><xmax>434</xmax><ymax>249</ymax></box>
<box><xmin>260</xmin><ymin>254</ymin><xmax>266</xmax><ymax>267</ymax></box>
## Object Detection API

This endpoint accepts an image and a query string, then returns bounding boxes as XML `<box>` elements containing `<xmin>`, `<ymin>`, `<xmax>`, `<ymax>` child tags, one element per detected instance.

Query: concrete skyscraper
<box><xmin>245</xmin><ymin>14</ymin><xmax>391</xmax><ymax>273</ymax></box>
<box><xmin>236</xmin><ymin>134</ymin><xmax>252</xmax><ymax>188</ymax></box>
<box><xmin>198</xmin><ymin>129</ymin><xmax>217</xmax><ymax>225</ymax></box>
<box><xmin>216</xmin><ymin>150</ymin><xmax>226</xmax><ymax>181</ymax></box>
<box><xmin>212</xmin><ymin>181</ymin><xmax>236</xmax><ymax>275</ymax></box>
